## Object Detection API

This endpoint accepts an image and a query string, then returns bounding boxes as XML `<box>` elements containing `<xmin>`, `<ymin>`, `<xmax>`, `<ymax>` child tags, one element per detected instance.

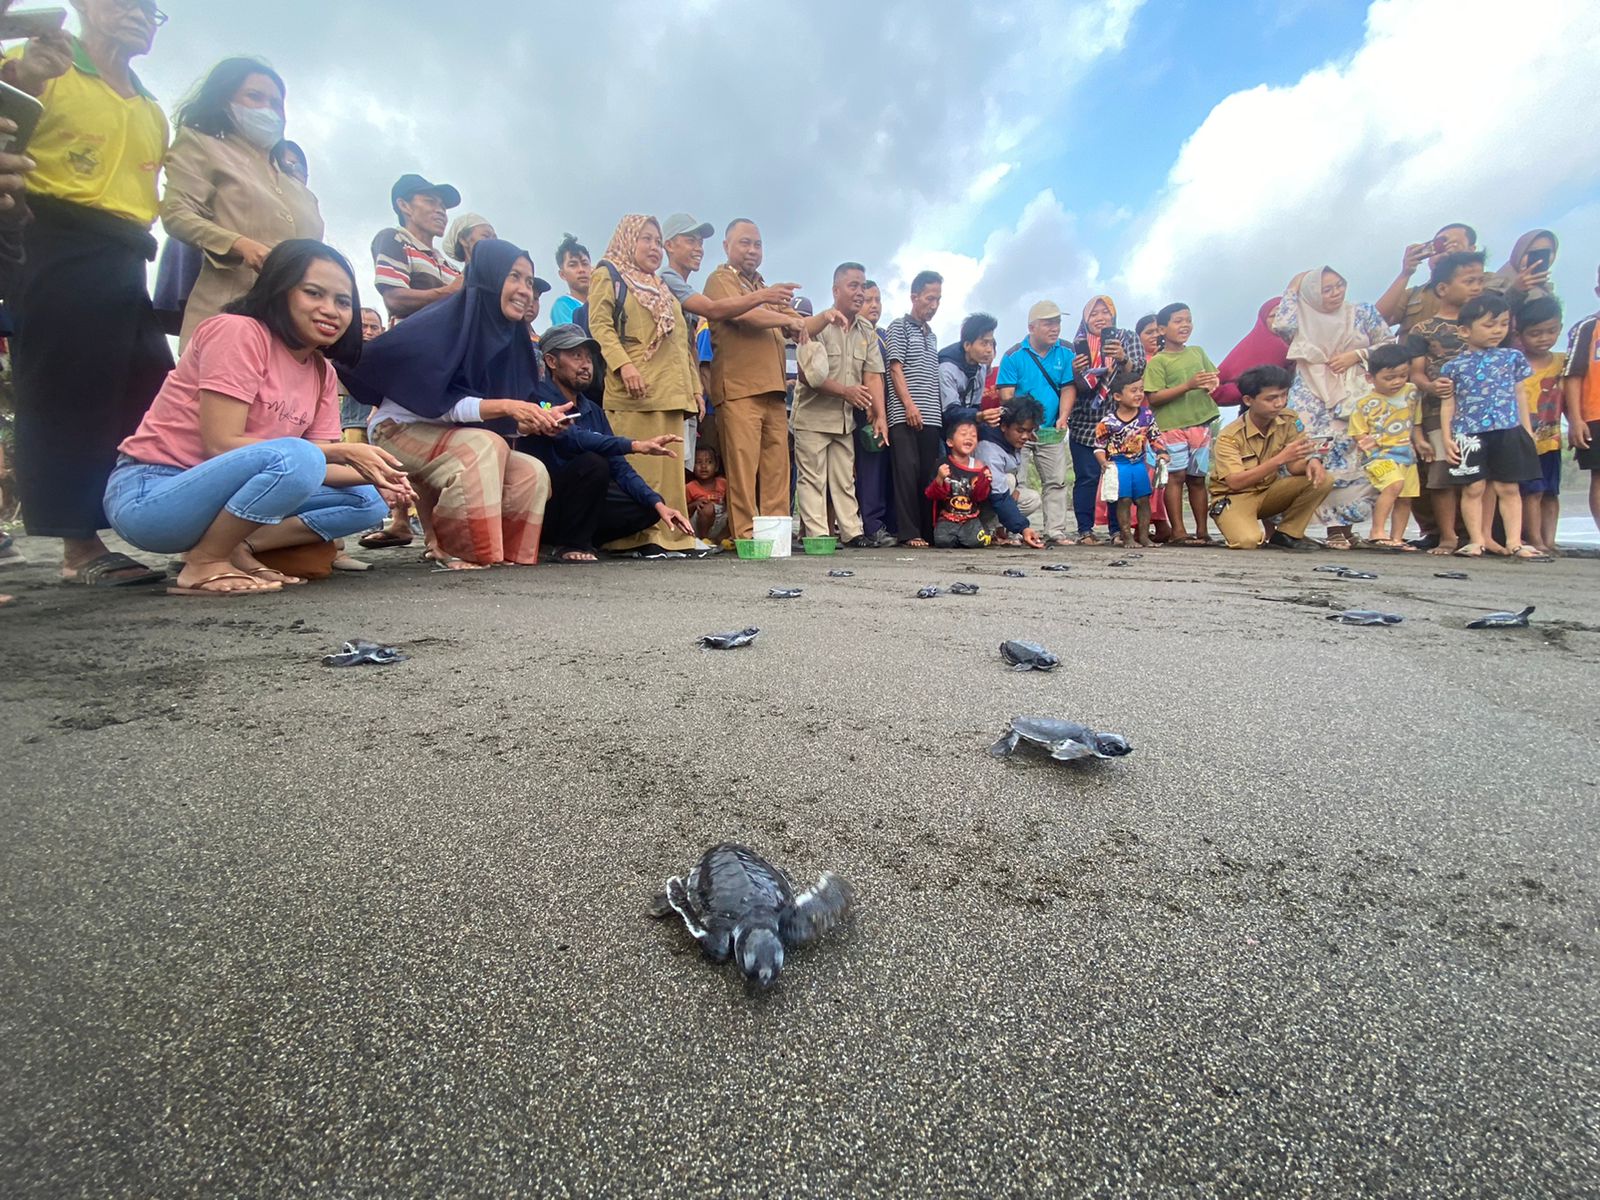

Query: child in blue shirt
<box><xmin>1438</xmin><ymin>294</ymin><xmax>1546</xmax><ymax>559</ymax></box>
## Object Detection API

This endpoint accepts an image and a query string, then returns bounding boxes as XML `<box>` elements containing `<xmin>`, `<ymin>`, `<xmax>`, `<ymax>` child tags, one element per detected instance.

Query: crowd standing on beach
<box><xmin>0</xmin><ymin>2</ymin><xmax>1596</xmax><ymax>603</ymax></box>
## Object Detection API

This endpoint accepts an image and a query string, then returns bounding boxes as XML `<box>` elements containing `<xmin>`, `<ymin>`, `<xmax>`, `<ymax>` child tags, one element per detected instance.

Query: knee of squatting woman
<box><xmin>104</xmin><ymin>239</ymin><xmax>411</xmax><ymax>596</ymax></box>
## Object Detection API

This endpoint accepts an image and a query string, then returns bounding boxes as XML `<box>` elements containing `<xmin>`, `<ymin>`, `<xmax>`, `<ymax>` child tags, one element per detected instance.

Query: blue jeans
<box><xmin>104</xmin><ymin>438</ymin><xmax>387</xmax><ymax>554</ymax></box>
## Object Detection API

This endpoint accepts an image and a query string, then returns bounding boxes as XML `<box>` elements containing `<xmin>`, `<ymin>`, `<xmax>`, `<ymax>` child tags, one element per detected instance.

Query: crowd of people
<box><xmin>0</xmin><ymin>2</ymin><xmax>1595</xmax><ymax>602</ymax></box>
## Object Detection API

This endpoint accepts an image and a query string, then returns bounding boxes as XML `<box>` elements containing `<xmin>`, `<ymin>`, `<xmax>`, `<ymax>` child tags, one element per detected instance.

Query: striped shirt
<box><xmin>884</xmin><ymin>314</ymin><xmax>942</xmax><ymax>426</ymax></box>
<box><xmin>371</xmin><ymin>226</ymin><xmax>460</xmax><ymax>318</ymax></box>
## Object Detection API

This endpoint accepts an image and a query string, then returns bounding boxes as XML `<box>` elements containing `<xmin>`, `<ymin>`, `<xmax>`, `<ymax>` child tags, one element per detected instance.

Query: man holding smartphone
<box><xmin>1375</xmin><ymin>222</ymin><xmax>1478</xmax><ymax>335</ymax></box>
<box><xmin>1</xmin><ymin>0</ymin><xmax>173</xmax><ymax>588</ymax></box>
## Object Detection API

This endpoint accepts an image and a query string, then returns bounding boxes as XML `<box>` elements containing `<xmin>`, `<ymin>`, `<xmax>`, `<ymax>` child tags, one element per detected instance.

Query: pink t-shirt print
<box><xmin>120</xmin><ymin>314</ymin><xmax>340</xmax><ymax>470</ymax></box>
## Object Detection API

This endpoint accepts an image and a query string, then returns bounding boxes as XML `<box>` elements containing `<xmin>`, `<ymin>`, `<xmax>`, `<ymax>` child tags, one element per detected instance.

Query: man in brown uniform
<box><xmin>702</xmin><ymin>218</ymin><xmax>804</xmax><ymax>541</ymax></box>
<box><xmin>1208</xmin><ymin>365</ymin><xmax>1333</xmax><ymax>550</ymax></box>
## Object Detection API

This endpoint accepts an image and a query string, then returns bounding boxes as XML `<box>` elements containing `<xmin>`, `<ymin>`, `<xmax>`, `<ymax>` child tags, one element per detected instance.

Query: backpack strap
<box><xmin>601</xmin><ymin>260</ymin><xmax>627</xmax><ymax>340</ymax></box>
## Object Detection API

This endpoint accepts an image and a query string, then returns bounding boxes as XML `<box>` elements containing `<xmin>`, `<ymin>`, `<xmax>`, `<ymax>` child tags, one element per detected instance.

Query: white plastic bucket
<box><xmin>752</xmin><ymin>516</ymin><xmax>793</xmax><ymax>558</ymax></box>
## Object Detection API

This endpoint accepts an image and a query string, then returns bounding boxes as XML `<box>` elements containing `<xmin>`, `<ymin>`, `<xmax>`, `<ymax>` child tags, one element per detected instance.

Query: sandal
<box><xmin>61</xmin><ymin>551</ymin><xmax>165</xmax><ymax>587</ymax></box>
<box><xmin>1368</xmin><ymin>539</ymin><xmax>1417</xmax><ymax>552</ymax></box>
<box><xmin>359</xmin><ymin>529</ymin><xmax>414</xmax><ymax>549</ymax></box>
<box><xmin>167</xmin><ymin>570</ymin><xmax>281</xmax><ymax>598</ymax></box>
<box><xmin>1509</xmin><ymin>545</ymin><xmax>1554</xmax><ymax>562</ymax></box>
<box><xmin>1426</xmin><ymin>543</ymin><xmax>1460</xmax><ymax>556</ymax></box>
<box><xmin>1324</xmin><ymin>534</ymin><xmax>1355</xmax><ymax>551</ymax></box>
<box><xmin>1452</xmin><ymin>543</ymin><xmax>1485</xmax><ymax>558</ymax></box>
<box><xmin>1076</xmin><ymin>533</ymin><xmax>1102</xmax><ymax>545</ymax></box>
<box><xmin>331</xmin><ymin>554</ymin><xmax>371</xmax><ymax>572</ymax></box>
<box><xmin>247</xmin><ymin>567</ymin><xmax>306</xmax><ymax>586</ymax></box>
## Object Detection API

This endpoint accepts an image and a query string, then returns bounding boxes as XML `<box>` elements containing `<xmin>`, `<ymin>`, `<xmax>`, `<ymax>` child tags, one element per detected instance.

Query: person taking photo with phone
<box><xmin>0</xmin><ymin>0</ymin><xmax>174</xmax><ymax>588</ymax></box>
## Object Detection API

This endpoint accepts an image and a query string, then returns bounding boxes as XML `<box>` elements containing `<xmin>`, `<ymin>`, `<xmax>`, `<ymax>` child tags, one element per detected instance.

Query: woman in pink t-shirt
<box><xmin>105</xmin><ymin>240</ymin><xmax>412</xmax><ymax>596</ymax></box>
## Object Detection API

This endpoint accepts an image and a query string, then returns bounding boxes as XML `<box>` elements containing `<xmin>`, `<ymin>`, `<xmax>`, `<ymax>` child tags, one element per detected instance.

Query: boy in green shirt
<box><xmin>1142</xmin><ymin>302</ymin><xmax>1221</xmax><ymax>544</ymax></box>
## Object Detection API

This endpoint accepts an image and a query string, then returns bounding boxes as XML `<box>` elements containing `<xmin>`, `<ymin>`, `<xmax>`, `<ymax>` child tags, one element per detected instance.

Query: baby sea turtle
<box><xmin>989</xmin><ymin>716</ymin><xmax>1133</xmax><ymax>762</ymax></box>
<box><xmin>1467</xmin><ymin>605</ymin><xmax>1535</xmax><ymax>629</ymax></box>
<box><xmin>1000</xmin><ymin>640</ymin><xmax>1059</xmax><ymax>671</ymax></box>
<box><xmin>1002</xmin><ymin>568</ymin><xmax>1027</xmax><ymax>578</ymax></box>
<box><xmin>1313</xmin><ymin>564</ymin><xmax>1347</xmax><ymax>574</ymax></box>
<box><xmin>322</xmin><ymin>639</ymin><xmax>407</xmax><ymax>667</ymax></box>
<box><xmin>826</xmin><ymin>569</ymin><xmax>855</xmax><ymax>578</ymax></box>
<box><xmin>767</xmin><ymin>588</ymin><xmax>803</xmax><ymax>599</ymax></box>
<box><xmin>1327</xmin><ymin>610</ymin><xmax>1403</xmax><ymax>625</ymax></box>
<box><xmin>1337</xmin><ymin>569</ymin><xmax>1377</xmax><ymax>580</ymax></box>
<box><xmin>1040</xmin><ymin>563</ymin><xmax>1071</xmax><ymax>572</ymax></box>
<box><xmin>949</xmin><ymin>581</ymin><xmax>980</xmax><ymax>595</ymax></box>
<box><xmin>1433</xmin><ymin>571</ymin><xmax>1469</xmax><ymax>580</ymax></box>
<box><xmin>699</xmin><ymin>627</ymin><xmax>760</xmax><ymax>649</ymax></box>
<box><xmin>649</xmin><ymin>842</ymin><xmax>853</xmax><ymax>989</ymax></box>
<box><xmin>916</xmin><ymin>586</ymin><xmax>941</xmax><ymax>599</ymax></box>
<box><xmin>1107</xmin><ymin>559</ymin><xmax>1131</xmax><ymax>567</ymax></box>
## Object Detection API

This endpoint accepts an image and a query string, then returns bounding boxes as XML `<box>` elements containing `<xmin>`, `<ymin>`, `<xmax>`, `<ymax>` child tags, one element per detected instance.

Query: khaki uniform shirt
<box><xmin>588</xmin><ymin>267</ymin><xmax>699</xmax><ymax>416</ymax></box>
<box><xmin>791</xmin><ymin>317</ymin><xmax>884</xmax><ymax>435</ymax></box>
<box><xmin>160</xmin><ymin>127</ymin><xmax>325</xmax><ymax>345</ymax></box>
<box><xmin>704</xmin><ymin>264</ymin><xmax>785</xmax><ymax>401</ymax></box>
<box><xmin>1209</xmin><ymin>411</ymin><xmax>1305</xmax><ymax>500</ymax></box>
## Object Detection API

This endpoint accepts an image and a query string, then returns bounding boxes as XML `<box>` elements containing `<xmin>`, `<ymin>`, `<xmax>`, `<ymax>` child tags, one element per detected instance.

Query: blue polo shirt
<box><xmin>997</xmin><ymin>340</ymin><xmax>1073</xmax><ymax>425</ymax></box>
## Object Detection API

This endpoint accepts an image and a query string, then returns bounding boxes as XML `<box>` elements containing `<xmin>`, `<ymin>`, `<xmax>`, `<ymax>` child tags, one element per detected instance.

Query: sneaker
<box><xmin>1265</xmin><ymin>531</ymin><xmax>1317</xmax><ymax>552</ymax></box>
<box><xmin>866</xmin><ymin>528</ymin><xmax>898</xmax><ymax>548</ymax></box>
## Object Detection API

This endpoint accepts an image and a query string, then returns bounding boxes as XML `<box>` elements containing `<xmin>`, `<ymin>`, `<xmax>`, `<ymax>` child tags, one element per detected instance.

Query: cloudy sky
<box><xmin>133</xmin><ymin>0</ymin><xmax>1598</xmax><ymax>351</ymax></box>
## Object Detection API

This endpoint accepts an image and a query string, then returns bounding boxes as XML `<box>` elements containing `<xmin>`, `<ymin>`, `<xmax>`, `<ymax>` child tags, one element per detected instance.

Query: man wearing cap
<box><xmin>996</xmin><ymin>300</ymin><xmax>1075</xmax><ymax>546</ymax></box>
<box><xmin>522</xmin><ymin>323</ymin><xmax>693</xmax><ymax>561</ymax></box>
<box><xmin>371</xmin><ymin>173</ymin><xmax>462</xmax><ymax>320</ymax></box>
<box><xmin>791</xmin><ymin>262</ymin><xmax>887</xmax><ymax>549</ymax></box>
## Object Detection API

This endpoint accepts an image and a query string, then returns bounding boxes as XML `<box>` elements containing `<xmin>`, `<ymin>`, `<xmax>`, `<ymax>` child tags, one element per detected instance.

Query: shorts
<box><xmin>1364</xmin><ymin>457</ymin><xmax>1419</xmax><ymax>498</ymax></box>
<box><xmin>1520</xmin><ymin>450</ymin><xmax>1562</xmax><ymax>496</ymax></box>
<box><xmin>1578</xmin><ymin>421</ymin><xmax>1600</xmax><ymax>471</ymax></box>
<box><xmin>1439</xmin><ymin>426</ymin><xmax>1540</xmax><ymax>487</ymax></box>
<box><xmin>341</xmin><ymin>428</ymin><xmax>369</xmax><ymax>445</ymax></box>
<box><xmin>1111</xmin><ymin>456</ymin><xmax>1153</xmax><ymax>501</ymax></box>
<box><xmin>1161</xmin><ymin>423</ymin><xmax>1214</xmax><ymax>476</ymax></box>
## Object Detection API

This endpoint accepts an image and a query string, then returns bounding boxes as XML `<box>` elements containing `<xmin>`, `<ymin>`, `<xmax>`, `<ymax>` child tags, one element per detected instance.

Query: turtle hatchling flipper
<box><xmin>663</xmin><ymin>877</ymin><xmax>712</xmax><ymax>942</ymax></box>
<box><xmin>989</xmin><ymin>731</ymin><xmax>1021</xmax><ymax>757</ymax></box>
<box><xmin>782</xmin><ymin>872</ymin><xmax>854</xmax><ymax>947</ymax></box>
<box><xmin>647</xmin><ymin>892</ymin><xmax>673</xmax><ymax>918</ymax></box>
<box><xmin>1048</xmin><ymin>741</ymin><xmax>1099</xmax><ymax>762</ymax></box>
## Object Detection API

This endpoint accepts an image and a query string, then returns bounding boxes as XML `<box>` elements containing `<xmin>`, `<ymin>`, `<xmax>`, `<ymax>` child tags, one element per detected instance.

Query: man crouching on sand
<box><xmin>1207</xmin><ymin>365</ymin><xmax>1334</xmax><ymax>550</ymax></box>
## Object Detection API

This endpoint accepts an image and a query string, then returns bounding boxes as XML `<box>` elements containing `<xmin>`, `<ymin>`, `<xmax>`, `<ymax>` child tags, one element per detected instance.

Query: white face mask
<box><xmin>229</xmin><ymin>103</ymin><xmax>286</xmax><ymax>152</ymax></box>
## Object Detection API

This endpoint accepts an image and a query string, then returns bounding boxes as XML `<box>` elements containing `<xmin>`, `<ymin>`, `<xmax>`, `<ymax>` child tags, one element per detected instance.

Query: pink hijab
<box><xmin>1213</xmin><ymin>297</ymin><xmax>1291</xmax><ymax>408</ymax></box>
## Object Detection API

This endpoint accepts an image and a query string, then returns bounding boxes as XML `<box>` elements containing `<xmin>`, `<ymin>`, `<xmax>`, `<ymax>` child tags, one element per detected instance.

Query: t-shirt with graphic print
<box><xmin>1522</xmin><ymin>354</ymin><xmax>1566</xmax><ymax>453</ymax></box>
<box><xmin>1439</xmin><ymin>347</ymin><xmax>1533</xmax><ymax>436</ymax></box>
<box><xmin>923</xmin><ymin>455</ymin><xmax>992</xmax><ymax>524</ymax></box>
<box><xmin>1346</xmin><ymin>387</ymin><xmax>1416</xmax><ymax>465</ymax></box>
<box><xmin>1405</xmin><ymin>314</ymin><xmax>1468</xmax><ymax>431</ymax></box>
<box><xmin>1092</xmin><ymin>405</ymin><xmax>1163</xmax><ymax>461</ymax></box>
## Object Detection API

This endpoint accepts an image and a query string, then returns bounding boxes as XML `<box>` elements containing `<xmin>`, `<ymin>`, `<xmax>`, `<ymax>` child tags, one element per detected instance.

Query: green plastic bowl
<box><xmin>802</xmin><ymin>536</ymin><xmax>838</xmax><ymax>556</ymax></box>
<box><xmin>735</xmin><ymin>539</ymin><xmax>774</xmax><ymax>560</ymax></box>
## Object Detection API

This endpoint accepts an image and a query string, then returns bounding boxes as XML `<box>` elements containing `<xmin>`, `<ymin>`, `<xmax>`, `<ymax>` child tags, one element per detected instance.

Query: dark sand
<box><xmin>2</xmin><ymin>534</ymin><xmax>1597</xmax><ymax>1198</ymax></box>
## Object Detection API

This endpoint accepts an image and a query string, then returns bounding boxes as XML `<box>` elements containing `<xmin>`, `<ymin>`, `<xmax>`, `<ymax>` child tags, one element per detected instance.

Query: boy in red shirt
<box><xmin>925</xmin><ymin>413</ymin><xmax>992</xmax><ymax>547</ymax></box>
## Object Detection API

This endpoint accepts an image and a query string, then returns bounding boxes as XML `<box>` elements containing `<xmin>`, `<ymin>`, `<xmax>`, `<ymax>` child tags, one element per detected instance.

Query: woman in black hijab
<box><xmin>341</xmin><ymin>239</ymin><xmax>571</xmax><ymax>567</ymax></box>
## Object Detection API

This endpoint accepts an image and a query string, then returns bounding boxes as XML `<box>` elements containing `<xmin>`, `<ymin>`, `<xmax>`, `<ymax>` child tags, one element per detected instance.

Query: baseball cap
<box><xmin>1027</xmin><ymin>300</ymin><xmax>1062</xmax><ymax>323</ymax></box>
<box><xmin>390</xmin><ymin>173</ymin><xmax>462</xmax><ymax>214</ymax></box>
<box><xmin>533</xmin><ymin>276</ymin><xmax>552</xmax><ymax>295</ymax></box>
<box><xmin>661</xmin><ymin>212</ymin><xmax>715</xmax><ymax>241</ymax></box>
<box><xmin>541</xmin><ymin>323</ymin><xmax>598</xmax><ymax>354</ymax></box>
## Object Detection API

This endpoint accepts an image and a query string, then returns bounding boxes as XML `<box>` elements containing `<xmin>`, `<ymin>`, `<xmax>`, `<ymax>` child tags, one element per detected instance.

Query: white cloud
<box><xmin>1120</xmin><ymin>0</ymin><xmax>1600</xmax><ymax>348</ymax></box>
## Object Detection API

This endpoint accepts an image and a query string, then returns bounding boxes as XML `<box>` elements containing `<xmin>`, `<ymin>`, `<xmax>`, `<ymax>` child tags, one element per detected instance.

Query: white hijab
<box><xmin>1285</xmin><ymin>267</ymin><xmax>1366</xmax><ymax>416</ymax></box>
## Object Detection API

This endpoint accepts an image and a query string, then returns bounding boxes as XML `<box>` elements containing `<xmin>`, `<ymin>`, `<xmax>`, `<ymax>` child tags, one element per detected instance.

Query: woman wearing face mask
<box><xmin>160</xmin><ymin>57</ymin><xmax>323</xmax><ymax>348</ymax></box>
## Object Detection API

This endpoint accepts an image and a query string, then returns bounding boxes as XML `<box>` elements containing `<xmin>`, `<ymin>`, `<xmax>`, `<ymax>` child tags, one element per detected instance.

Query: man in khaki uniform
<box><xmin>703</xmin><ymin>218</ymin><xmax>804</xmax><ymax>541</ymax></box>
<box><xmin>792</xmin><ymin>262</ymin><xmax>885</xmax><ymax>547</ymax></box>
<box><xmin>1208</xmin><ymin>365</ymin><xmax>1333</xmax><ymax>550</ymax></box>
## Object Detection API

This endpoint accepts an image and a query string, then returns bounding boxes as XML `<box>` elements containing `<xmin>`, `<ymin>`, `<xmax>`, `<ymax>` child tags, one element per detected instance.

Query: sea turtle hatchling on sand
<box><xmin>699</xmin><ymin>627</ymin><xmax>760</xmax><ymax>649</ymax></box>
<box><xmin>1467</xmin><ymin>605</ymin><xmax>1535</xmax><ymax>629</ymax></box>
<box><xmin>649</xmin><ymin>843</ymin><xmax>853</xmax><ymax>989</ymax></box>
<box><xmin>999</xmin><ymin>640</ymin><xmax>1060</xmax><ymax>671</ymax></box>
<box><xmin>989</xmin><ymin>716</ymin><xmax>1134</xmax><ymax>763</ymax></box>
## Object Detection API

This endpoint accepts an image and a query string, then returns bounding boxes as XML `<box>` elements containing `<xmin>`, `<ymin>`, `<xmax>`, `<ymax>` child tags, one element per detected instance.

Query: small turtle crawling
<box><xmin>1467</xmin><ymin>605</ymin><xmax>1535</xmax><ymax>629</ymax></box>
<box><xmin>826</xmin><ymin>569</ymin><xmax>855</xmax><ymax>578</ymax></box>
<box><xmin>650</xmin><ymin>843</ymin><xmax>853</xmax><ymax>989</ymax></box>
<box><xmin>768</xmin><ymin>588</ymin><xmax>803</xmax><ymax>599</ymax></box>
<box><xmin>916</xmin><ymin>586</ymin><xmax>941</xmax><ymax>599</ymax></box>
<box><xmin>1107</xmin><ymin>559</ymin><xmax>1131</xmax><ymax>567</ymax></box>
<box><xmin>1040</xmin><ymin>563</ymin><xmax>1071</xmax><ymax>572</ymax></box>
<box><xmin>1002</xmin><ymin>568</ymin><xmax>1027</xmax><ymax>578</ymax></box>
<box><xmin>949</xmin><ymin>581</ymin><xmax>980</xmax><ymax>595</ymax></box>
<box><xmin>700</xmin><ymin>627</ymin><xmax>760</xmax><ymax>649</ymax></box>
<box><xmin>1433</xmin><ymin>571</ymin><xmax>1470</xmax><ymax>580</ymax></box>
<box><xmin>1328</xmin><ymin>610</ymin><xmax>1403</xmax><ymax>625</ymax></box>
<box><xmin>1000</xmin><ymin>640</ymin><xmax>1059</xmax><ymax>671</ymax></box>
<box><xmin>990</xmin><ymin>716</ymin><xmax>1133</xmax><ymax>762</ymax></box>
<box><xmin>322</xmin><ymin>639</ymin><xmax>407</xmax><ymax>667</ymax></box>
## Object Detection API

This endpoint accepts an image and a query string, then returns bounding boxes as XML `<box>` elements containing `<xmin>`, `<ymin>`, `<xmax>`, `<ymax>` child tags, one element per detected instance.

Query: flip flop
<box><xmin>62</xmin><ymin>551</ymin><xmax>165</xmax><ymax>587</ymax></box>
<box><xmin>1509</xmin><ymin>546</ymin><xmax>1554</xmax><ymax>562</ymax></box>
<box><xmin>166</xmin><ymin>571</ymin><xmax>281</xmax><ymax>598</ymax></box>
<box><xmin>1452</xmin><ymin>544</ymin><xmax>1485</xmax><ymax>558</ymax></box>
<box><xmin>247</xmin><ymin>567</ymin><xmax>306</xmax><ymax>586</ymax></box>
<box><xmin>359</xmin><ymin>530</ymin><xmax>414</xmax><ymax>549</ymax></box>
